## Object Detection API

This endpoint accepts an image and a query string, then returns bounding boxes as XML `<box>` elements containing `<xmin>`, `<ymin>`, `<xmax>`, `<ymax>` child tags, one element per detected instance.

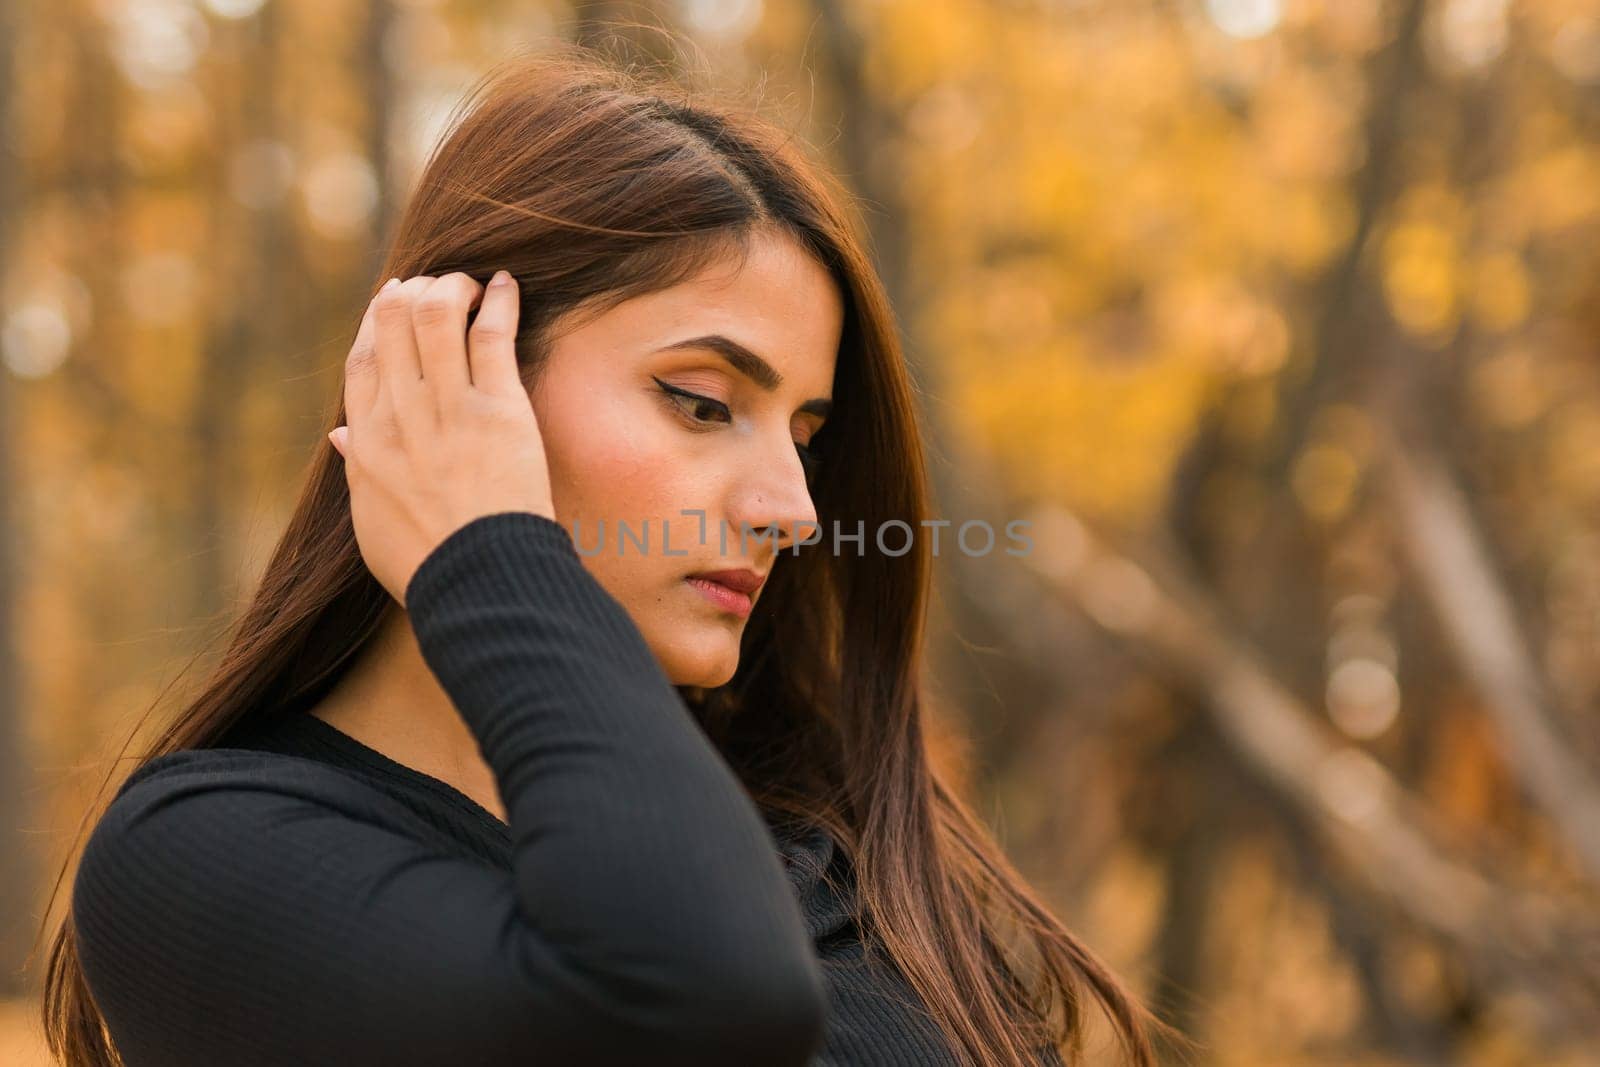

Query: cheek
<box><xmin>537</xmin><ymin>388</ymin><xmax>723</xmax><ymax>531</ymax></box>
<box><xmin>545</xmin><ymin>405</ymin><xmax>683</xmax><ymax>522</ymax></box>
<box><xmin>536</xmin><ymin>397</ymin><xmax>716</xmax><ymax>590</ymax></box>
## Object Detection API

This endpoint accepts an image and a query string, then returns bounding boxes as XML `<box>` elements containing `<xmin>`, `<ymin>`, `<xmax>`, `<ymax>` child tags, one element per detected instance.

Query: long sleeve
<box><xmin>72</xmin><ymin>511</ymin><xmax>827</xmax><ymax>1067</ymax></box>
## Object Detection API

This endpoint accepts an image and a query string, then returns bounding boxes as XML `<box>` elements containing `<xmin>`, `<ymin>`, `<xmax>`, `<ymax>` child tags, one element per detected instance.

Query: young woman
<box><xmin>41</xmin><ymin>47</ymin><xmax>1178</xmax><ymax>1067</ymax></box>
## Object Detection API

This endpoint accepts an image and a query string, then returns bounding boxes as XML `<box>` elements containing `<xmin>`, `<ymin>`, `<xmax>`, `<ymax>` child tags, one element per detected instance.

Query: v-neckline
<box><xmin>290</xmin><ymin>712</ymin><xmax>514</xmax><ymax>837</ymax></box>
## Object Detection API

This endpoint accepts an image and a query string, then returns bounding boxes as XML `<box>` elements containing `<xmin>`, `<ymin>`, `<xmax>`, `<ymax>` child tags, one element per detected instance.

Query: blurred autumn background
<box><xmin>2</xmin><ymin>0</ymin><xmax>1600</xmax><ymax>1063</ymax></box>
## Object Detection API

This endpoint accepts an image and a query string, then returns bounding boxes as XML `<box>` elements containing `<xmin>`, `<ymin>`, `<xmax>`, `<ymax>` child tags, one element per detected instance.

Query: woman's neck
<box><xmin>307</xmin><ymin>604</ymin><xmax>509</xmax><ymax>825</ymax></box>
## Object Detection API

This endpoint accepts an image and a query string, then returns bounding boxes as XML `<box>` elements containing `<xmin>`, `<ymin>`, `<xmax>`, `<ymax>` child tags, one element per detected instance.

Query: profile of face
<box><xmin>528</xmin><ymin>229</ymin><xmax>842</xmax><ymax>689</ymax></box>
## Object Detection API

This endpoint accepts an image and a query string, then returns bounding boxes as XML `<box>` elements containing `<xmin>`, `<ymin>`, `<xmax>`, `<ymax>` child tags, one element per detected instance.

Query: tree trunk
<box><xmin>0</xmin><ymin>0</ymin><xmax>35</xmax><ymax>997</ymax></box>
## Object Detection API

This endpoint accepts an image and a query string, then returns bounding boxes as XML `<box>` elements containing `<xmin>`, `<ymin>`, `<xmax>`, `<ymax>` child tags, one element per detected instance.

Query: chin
<box><xmin>654</xmin><ymin>625</ymin><xmax>743</xmax><ymax>689</ymax></box>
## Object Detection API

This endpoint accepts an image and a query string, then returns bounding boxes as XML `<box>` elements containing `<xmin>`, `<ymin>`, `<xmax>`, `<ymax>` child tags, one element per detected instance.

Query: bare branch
<box><xmin>1377</xmin><ymin>427</ymin><xmax>1600</xmax><ymax>881</ymax></box>
<box><xmin>964</xmin><ymin>491</ymin><xmax>1600</xmax><ymax>1036</ymax></box>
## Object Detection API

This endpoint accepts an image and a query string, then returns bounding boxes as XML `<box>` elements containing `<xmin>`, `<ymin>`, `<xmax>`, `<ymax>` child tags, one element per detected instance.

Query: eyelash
<box><xmin>652</xmin><ymin>376</ymin><xmax>823</xmax><ymax>485</ymax></box>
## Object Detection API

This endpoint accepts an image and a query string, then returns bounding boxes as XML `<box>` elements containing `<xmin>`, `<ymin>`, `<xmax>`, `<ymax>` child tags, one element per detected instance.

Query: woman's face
<box><xmin>528</xmin><ymin>230</ymin><xmax>842</xmax><ymax>687</ymax></box>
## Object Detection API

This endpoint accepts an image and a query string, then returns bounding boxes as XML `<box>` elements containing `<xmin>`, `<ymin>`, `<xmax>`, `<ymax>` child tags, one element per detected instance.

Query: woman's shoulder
<box><xmin>72</xmin><ymin>746</ymin><xmax>466</xmax><ymax>936</ymax></box>
<box><xmin>88</xmin><ymin>744</ymin><xmax>430</xmax><ymax>856</ymax></box>
<box><xmin>113</xmin><ymin>744</ymin><xmax>374</xmax><ymax>804</ymax></box>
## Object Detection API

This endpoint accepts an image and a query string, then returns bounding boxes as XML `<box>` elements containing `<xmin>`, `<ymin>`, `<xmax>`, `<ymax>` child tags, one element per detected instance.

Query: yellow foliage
<box><xmin>1380</xmin><ymin>218</ymin><xmax>1461</xmax><ymax>342</ymax></box>
<box><xmin>1469</xmin><ymin>250</ymin><xmax>1533</xmax><ymax>333</ymax></box>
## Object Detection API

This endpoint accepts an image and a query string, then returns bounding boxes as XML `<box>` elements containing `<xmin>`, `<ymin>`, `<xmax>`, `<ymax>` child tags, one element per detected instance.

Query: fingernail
<box><xmin>382</xmin><ymin>277</ymin><xmax>401</xmax><ymax>291</ymax></box>
<box><xmin>489</xmin><ymin>270</ymin><xmax>512</xmax><ymax>287</ymax></box>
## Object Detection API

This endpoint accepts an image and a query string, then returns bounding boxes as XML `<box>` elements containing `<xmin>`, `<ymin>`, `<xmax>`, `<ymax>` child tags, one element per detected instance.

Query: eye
<box><xmin>654</xmin><ymin>375</ymin><xmax>824</xmax><ymax>487</ymax></box>
<box><xmin>653</xmin><ymin>376</ymin><xmax>731</xmax><ymax>425</ymax></box>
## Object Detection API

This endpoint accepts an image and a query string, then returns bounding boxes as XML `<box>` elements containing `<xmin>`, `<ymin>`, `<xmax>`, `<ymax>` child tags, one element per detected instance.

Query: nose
<box><xmin>724</xmin><ymin>429</ymin><xmax>819</xmax><ymax>557</ymax></box>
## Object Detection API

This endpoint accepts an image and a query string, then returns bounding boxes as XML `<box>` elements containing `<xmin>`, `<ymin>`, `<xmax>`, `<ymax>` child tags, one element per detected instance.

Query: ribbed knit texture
<box><xmin>71</xmin><ymin>511</ymin><xmax>1050</xmax><ymax>1065</ymax></box>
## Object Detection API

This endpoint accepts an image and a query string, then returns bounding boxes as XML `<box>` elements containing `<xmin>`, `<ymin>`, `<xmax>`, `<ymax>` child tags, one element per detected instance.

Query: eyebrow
<box><xmin>656</xmin><ymin>334</ymin><xmax>834</xmax><ymax>419</ymax></box>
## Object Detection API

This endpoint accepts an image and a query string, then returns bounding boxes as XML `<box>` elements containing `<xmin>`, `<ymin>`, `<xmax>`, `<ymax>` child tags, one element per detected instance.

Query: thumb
<box><xmin>328</xmin><ymin>426</ymin><xmax>349</xmax><ymax>455</ymax></box>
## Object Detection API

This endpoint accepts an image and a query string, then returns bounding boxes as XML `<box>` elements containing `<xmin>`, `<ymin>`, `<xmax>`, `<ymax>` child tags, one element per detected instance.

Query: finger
<box><xmin>328</xmin><ymin>425</ymin><xmax>348</xmax><ymax>456</ymax></box>
<box><xmin>468</xmin><ymin>270</ymin><xmax>525</xmax><ymax>397</ymax></box>
<box><xmin>342</xmin><ymin>283</ymin><xmax>389</xmax><ymax>423</ymax></box>
<box><xmin>373</xmin><ymin>276</ymin><xmax>433</xmax><ymax>422</ymax></box>
<box><xmin>410</xmin><ymin>272</ymin><xmax>481</xmax><ymax>396</ymax></box>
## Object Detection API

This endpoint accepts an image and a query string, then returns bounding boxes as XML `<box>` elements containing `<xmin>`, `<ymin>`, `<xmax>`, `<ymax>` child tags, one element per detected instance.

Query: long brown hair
<box><xmin>40</xmin><ymin>44</ymin><xmax>1185</xmax><ymax>1067</ymax></box>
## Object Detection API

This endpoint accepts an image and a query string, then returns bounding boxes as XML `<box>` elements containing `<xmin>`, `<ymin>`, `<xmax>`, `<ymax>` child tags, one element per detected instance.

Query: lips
<box><xmin>684</xmin><ymin>568</ymin><xmax>767</xmax><ymax>619</ymax></box>
<box><xmin>685</xmin><ymin>569</ymin><xmax>766</xmax><ymax>595</ymax></box>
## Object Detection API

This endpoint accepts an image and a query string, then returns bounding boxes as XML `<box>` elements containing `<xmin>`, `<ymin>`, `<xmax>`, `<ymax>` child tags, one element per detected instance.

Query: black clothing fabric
<box><xmin>70</xmin><ymin>511</ymin><xmax>986</xmax><ymax>1066</ymax></box>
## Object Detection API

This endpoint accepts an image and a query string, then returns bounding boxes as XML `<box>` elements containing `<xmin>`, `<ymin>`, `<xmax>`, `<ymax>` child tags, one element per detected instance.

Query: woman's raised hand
<box><xmin>328</xmin><ymin>271</ymin><xmax>556</xmax><ymax>608</ymax></box>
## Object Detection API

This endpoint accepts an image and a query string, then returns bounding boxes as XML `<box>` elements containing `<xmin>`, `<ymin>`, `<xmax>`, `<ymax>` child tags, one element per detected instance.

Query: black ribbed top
<box><xmin>70</xmin><ymin>511</ymin><xmax>985</xmax><ymax>1066</ymax></box>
